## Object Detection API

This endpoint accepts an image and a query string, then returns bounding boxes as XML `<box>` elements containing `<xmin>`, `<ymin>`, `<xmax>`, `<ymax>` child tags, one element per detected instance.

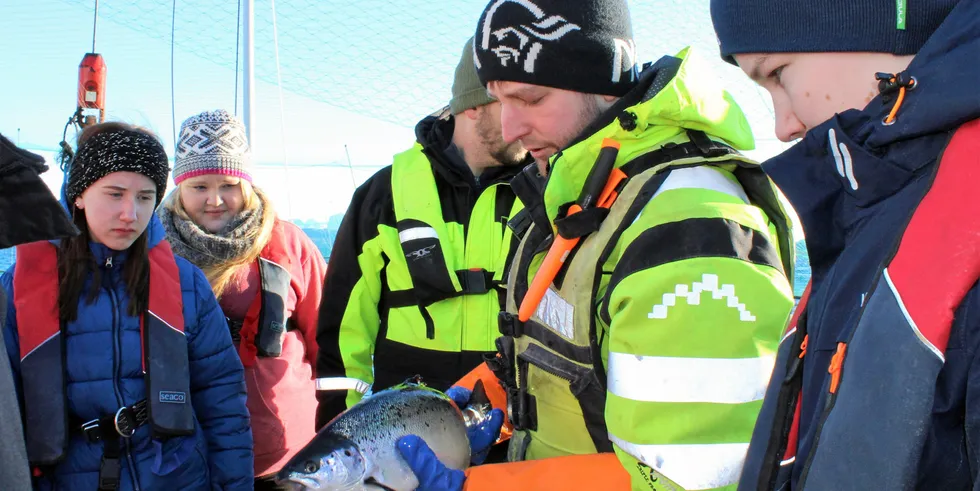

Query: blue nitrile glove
<box><xmin>446</xmin><ymin>386</ymin><xmax>506</xmax><ymax>465</ymax></box>
<box><xmin>397</xmin><ymin>435</ymin><xmax>466</xmax><ymax>491</ymax></box>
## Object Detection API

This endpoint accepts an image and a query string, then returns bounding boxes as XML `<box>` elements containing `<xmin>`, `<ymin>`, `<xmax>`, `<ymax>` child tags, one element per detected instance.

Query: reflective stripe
<box><xmin>611</xmin><ymin>434</ymin><xmax>747</xmax><ymax>490</ymax></box>
<box><xmin>315</xmin><ymin>377</ymin><xmax>371</xmax><ymax>394</ymax></box>
<box><xmin>653</xmin><ymin>166</ymin><xmax>750</xmax><ymax>204</ymax></box>
<box><xmin>21</xmin><ymin>332</ymin><xmax>59</xmax><ymax>362</ymax></box>
<box><xmin>398</xmin><ymin>227</ymin><xmax>438</xmax><ymax>243</ymax></box>
<box><xmin>607</xmin><ymin>351</ymin><xmax>774</xmax><ymax>404</ymax></box>
<box><xmin>148</xmin><ymin>311</ymin><xmax>186</xmax><ymax>336</ymax></box>
<box><xmin>883</xmin><ymin>268</ymin><xmax>944</xmax><ymax>362</ymax></box>
<box><xmin>780</xmin><ymin>326</ymin><xmax>797</xmax><ymax>344</ymax></box>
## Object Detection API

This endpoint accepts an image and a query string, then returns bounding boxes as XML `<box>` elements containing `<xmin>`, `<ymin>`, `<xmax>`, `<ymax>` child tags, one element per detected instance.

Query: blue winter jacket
<box><xmin>1</xmin><ymin>212</ymin><xmax>254</xmax><ymax>490</ymax></box>
<box><xmin>739</xmin><ymin>3</ymin><xmax>980</xmax><ymax>490</ymax></box>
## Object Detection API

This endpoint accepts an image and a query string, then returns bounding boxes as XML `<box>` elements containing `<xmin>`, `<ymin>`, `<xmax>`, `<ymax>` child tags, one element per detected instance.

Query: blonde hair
<box><xmin>161</xmin><ymin>179</ymin><xmax>277</xmax><ymax>298</ymax></box>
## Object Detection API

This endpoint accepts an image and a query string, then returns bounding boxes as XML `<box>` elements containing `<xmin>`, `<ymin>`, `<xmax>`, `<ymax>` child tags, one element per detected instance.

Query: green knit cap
<box><xmin>450</xmin><ymin>37</ymin><xmax>495</xmax><ymax>114</ymax></box>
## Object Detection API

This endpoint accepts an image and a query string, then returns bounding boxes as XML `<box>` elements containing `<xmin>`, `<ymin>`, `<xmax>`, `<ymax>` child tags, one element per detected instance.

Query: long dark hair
<box><xmin>58</xmin><ymin>122</ymin><xmax>154</xmax><ymax>322</ymax></box>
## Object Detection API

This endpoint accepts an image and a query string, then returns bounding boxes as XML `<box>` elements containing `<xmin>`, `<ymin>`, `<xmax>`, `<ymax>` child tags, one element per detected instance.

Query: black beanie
<box><xmin>473</xmin><ymin>0</ymin><xmax>639</xmax><ymax>97</ymax></box>
<box><xmin>711</xmin><ymin>0</ymin><xmax>960</xmax><ymax>65</ymax></box>
<box><xmin>66</xmin><ymin>129</ymin><xmax>171</xmax><ymax>206</ymax></box>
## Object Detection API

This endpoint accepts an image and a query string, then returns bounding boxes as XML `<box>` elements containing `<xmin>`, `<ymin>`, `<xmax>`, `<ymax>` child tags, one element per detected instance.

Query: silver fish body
<box><xmin>277</xmin><ymin>382</ymin><xmax>472</xmax><ymax>490</ymax></box>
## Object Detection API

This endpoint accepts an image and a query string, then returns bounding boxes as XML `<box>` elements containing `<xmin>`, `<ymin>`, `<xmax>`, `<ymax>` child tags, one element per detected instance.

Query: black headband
<box><xmin>66</xmin><ymin>129</ymin><xmax>170</xmax><ymax>206</ymax></box>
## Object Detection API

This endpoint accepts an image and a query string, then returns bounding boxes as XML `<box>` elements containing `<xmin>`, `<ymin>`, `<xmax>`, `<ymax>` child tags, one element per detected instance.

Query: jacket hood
<box><xmin>764</xmin><ymin>4</ymin><xmax>980</xmax><ymax>271</ymax></box>
<box><xmin>866</xmin><ymin>0</ymin><xmax>980</xmax><ymax>151</ymax></box>
<box><xmin>541</xmin><ymin>47</ymin><xmax>756</xmax><ymax>225</ymax></box>
<box><xmin>414</xmin><ymin>112</ymin><xmax>523</xmax><ymax>189</ymax></box>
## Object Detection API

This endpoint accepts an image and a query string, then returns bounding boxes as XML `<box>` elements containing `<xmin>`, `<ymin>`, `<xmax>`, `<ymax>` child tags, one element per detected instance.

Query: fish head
<box><xmin>276</xmin><ymin>433</ymin><xmax>367</xmax><ymax>490</ymax></box>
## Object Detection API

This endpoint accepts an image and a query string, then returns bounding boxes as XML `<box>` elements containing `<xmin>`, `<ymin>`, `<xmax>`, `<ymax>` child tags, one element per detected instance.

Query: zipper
<box><xmin>796</xmin><ymin>273</ymin><xmax>884</xmax><ymax>487</ymax></box>
<box><xmin>462</xmin><ymin>184</ymin><xmax>500</xmax><ymax>352</ymax></box>
<box><xmin>518</xmin><ymin>343</ymin><xmax>586</xmax><ymax>383</ymax></box>
<box><xmin>797</xmin><ymin>341</ymin><xmax>853</xmax><ymax>487</ymax></box>
<box><xmin>104</xmin><ymin>264</ymin><xmax>142</xmax><ymax>491</ymax></box>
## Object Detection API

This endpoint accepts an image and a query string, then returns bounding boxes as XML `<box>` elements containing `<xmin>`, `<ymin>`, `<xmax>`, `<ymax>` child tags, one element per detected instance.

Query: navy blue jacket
<box><xmin>740</xmin><ymin>3</ymin><xmax>980</xmax><ymax>490</ymax></box>
<box><xmin>1</xmin><ymin>213</ymin><xmax>254</xmax><ymax>490</ymax></box>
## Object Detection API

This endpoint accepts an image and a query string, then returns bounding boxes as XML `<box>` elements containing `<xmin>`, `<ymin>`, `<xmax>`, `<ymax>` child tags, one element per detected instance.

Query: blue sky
<box><xmin>1</xmin><ymin>0</ymin><xmax>795</xmax><ymax>225</ymax></box>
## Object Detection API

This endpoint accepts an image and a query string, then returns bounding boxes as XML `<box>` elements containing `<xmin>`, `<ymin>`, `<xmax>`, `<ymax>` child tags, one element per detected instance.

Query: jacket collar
<box><xmin>538</xmin><ymin>48</ymin><xmax>757</xmax><ymax>228</ymax></box>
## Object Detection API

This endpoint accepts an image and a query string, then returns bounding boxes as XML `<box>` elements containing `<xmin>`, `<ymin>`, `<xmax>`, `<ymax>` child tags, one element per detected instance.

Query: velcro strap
<box><xmin>687</xmin><ymin>129</ymin><xmax>734</xmax><ymax>158</ymax></box>
<box><xmin>508</xmin><ymin>208</ymin><xmax>534</xmax><ymax>240</ymax></box>
<box><xmin>554</xmin><ymin>207</ymin><xmax>610</xmax><ymax>240</ymax></box>
<box><xmin>621</xmin><ymin>133</ymin><xmax>737</xmax><ymax>178</ymax></box>
<box><xmin>385</xmin><ymin>289</ymin><xmax>419</xmax><ymax>309</ymax></box>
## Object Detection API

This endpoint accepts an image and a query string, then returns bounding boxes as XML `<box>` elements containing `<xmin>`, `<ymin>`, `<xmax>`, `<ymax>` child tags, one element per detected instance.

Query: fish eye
<box><xmin>304</xmin><ymin>461</ymin><xmax>319</xmax><ymax>473</ymax></box>
<box><xmin>344</xmin><ymin>450</ymin><xmax>352</xmax><ymax>457</ymax></box>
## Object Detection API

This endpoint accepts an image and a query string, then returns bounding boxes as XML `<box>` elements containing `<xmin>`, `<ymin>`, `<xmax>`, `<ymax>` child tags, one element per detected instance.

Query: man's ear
<box><xmin>463</xmin><ymin>107</ymin><xmax>481</xmax><ymax>121</ymax></box>
<box><xmin>601</xmin><ymin>94</ymin><xmax>619</xmax><ymax>104</ymax></box>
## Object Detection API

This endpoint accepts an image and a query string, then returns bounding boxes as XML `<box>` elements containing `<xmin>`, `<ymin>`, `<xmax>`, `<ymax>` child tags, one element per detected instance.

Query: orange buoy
<box><xmin>77</xmin><ymin>53</ymin><xmax>107</xmax><ymax>118</ymax></box>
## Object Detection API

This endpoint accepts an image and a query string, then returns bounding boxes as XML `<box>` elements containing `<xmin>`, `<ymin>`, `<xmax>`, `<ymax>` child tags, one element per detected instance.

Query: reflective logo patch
<box><xmin>648</xmin><ymin>273</ymin><xmax>756</xmax><ymax>322</ymax></box>
<box><xmin>159</xmin><ymin>391</ymin><xmax>187</xmax><ymax>404</ymax></box>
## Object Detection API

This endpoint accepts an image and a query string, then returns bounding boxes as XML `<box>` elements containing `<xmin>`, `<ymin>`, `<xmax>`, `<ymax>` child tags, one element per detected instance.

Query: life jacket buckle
<box><xmin>80</xmin><ymin>399</ymin><xmax>148</xmax><ymax>443</ymax></box>
<box><xmin>98</xmin><ymin>457</ymin><xmax>121</xmax><ymax>490</ymax></box>
<box><xmin>113</xmin><ymin>406</ymin><xmax>137</xmax><ymax>438</ymax></box>
<box><xmin>457</xmin><ymin>269</ymin><xmax>492</xmax><ymax>295</ymax></box>
<box><xmin>497</xmin><ymin>311</ymin><xmax>524</xmax><ymax>337</ymax></box>
<box><xmin>81</xmin><ymin>419</ymin><xmax>102</xmax><ymax>443</ymax></box>
<box><xmin>506</xmin><ymin>386</ymin><xmax>537</xmax><ymax>431</ymax></box>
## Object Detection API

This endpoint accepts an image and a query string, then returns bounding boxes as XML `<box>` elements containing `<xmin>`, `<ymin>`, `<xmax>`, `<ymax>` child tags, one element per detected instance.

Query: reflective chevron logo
<box><xmin>648</xmin><ymin>273</ymin><xmax>756</xmax><ymax>322</ymax></box>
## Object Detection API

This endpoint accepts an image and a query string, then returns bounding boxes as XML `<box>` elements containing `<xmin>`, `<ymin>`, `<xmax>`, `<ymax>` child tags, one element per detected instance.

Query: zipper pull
<box><xmin>105</xmin><ymin>256</ymin><xmax>113</xmax><ymax>268</ymax></box>
<box><xmin>828</xmin><ymin>342</ymin><xmax>848</xmax><ymax>394</ymax></box>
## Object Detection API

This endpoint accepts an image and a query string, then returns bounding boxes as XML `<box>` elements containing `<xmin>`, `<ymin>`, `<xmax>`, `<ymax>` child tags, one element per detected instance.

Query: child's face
<box><xmin>734</xmin><ymin>52</ymin><xmax>914</xmax><ymax>142</ymax></box>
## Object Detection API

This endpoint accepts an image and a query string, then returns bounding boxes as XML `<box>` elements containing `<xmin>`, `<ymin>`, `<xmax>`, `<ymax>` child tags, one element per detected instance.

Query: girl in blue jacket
<box><xmin>1</xmin><ymin>122</ymin><xmax>254</xmax><ymax>490</ymax></box>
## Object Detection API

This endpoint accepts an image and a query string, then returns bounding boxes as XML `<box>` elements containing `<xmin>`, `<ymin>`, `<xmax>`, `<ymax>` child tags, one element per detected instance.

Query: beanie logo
<box><xmin>612</xmin><ymin>38</ymin><xmax>638</xmax><ymax>84</ymax></box>
<box><xmin>476</xmin><ymin>0</ymin><xmax>581</xmax><ymax>74</ymax></box>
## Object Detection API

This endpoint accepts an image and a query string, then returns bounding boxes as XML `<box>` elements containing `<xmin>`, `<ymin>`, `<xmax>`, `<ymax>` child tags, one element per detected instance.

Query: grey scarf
<box><xmin>158</xmin><ymin>204</ymin><xmax>263</xmax><ymax>268</ymax></box>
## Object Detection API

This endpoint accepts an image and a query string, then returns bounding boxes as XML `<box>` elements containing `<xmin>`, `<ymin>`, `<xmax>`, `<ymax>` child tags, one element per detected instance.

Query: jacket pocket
<box><xmin>246</xmin><ymin>365</ymin><xmax>287</xmax><ymax>460</ymax></box>
<box><xmin>145</xmin><ymin>435</ymin><xmax>209</xmax><ymax>490</ymax></box>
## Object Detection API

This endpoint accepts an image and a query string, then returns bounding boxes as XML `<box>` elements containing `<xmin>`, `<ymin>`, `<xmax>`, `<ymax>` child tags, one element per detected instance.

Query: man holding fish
<box><xmin>285</xmin><ymin>0</ymin><xmax>798</xmax><ymax>490</ymax></box>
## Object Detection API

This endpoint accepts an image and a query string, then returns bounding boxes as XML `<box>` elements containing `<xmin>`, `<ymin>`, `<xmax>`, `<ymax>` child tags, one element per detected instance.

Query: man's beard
<box><xmin>488</xmin><ymin>140</ymin><xmax>527</xmax><ymax>167</ymax></box>
<box><xmin>476</xmin><ymin>110</ymin><xmax>528</xmax><ymax>168</ymax></box>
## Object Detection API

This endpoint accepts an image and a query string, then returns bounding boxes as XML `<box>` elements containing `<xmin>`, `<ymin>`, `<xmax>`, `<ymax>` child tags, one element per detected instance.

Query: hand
<box><xmin>397</xmin><ymin>435</ymin><xmax>466</xmax><ymax>491</ymax></box>
<box><xmin>446</xmin><ymin>386</ymin><xmax>505</xmax><ymax>465</ymax></box>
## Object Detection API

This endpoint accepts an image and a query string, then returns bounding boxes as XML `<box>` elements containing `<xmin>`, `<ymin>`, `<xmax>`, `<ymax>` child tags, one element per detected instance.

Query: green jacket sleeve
<box><xmin>600</xmin><ymin>178</ymin><xmax>794</xmax><ymax>490</ymax></box>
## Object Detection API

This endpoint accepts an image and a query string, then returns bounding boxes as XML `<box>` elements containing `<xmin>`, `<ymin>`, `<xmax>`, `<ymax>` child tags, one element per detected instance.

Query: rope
<box><xmin>271</xmin><ymin>0</ymin><xmax>294</xmax><ymax>218</ymax></box>
<box><xmin>234</xmin><ymin>0</ymin><xmax>241</xmax><ymax>116</ymax></box>
<box><xmin>170</xmin><ymin>0</ymin><xmax>178</xmax><ymax>153</ymax></box>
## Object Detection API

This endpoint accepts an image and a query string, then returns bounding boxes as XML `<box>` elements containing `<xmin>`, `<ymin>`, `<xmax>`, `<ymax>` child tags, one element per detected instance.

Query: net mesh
<box><xmin>2</xmin><ymin>0</ymin><xmax>802</xmax><ymax>288</ymax></box>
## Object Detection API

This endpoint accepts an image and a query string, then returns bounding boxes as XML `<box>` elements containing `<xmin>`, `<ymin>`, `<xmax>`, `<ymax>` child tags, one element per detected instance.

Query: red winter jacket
<box><xmin>219</xmin><ymin>220</ymin><xmax>326</xmax><ymax>477</ymax></box>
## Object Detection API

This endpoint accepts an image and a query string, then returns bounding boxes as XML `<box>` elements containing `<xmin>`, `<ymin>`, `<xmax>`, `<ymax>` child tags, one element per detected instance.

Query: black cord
<box><xmin>170</xmin><ymin>0</ymin><xmax>178</xmax><ymax>153</ymax></box>
<box><xmin>59</xmin><ymin>115</ymin><xmax>79</xmax><ymax>172</ymax></box>
<box><xmin>234</xmin><ymin>0</ymin><xmax>241</xmax><ymax>116</ymax></box>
